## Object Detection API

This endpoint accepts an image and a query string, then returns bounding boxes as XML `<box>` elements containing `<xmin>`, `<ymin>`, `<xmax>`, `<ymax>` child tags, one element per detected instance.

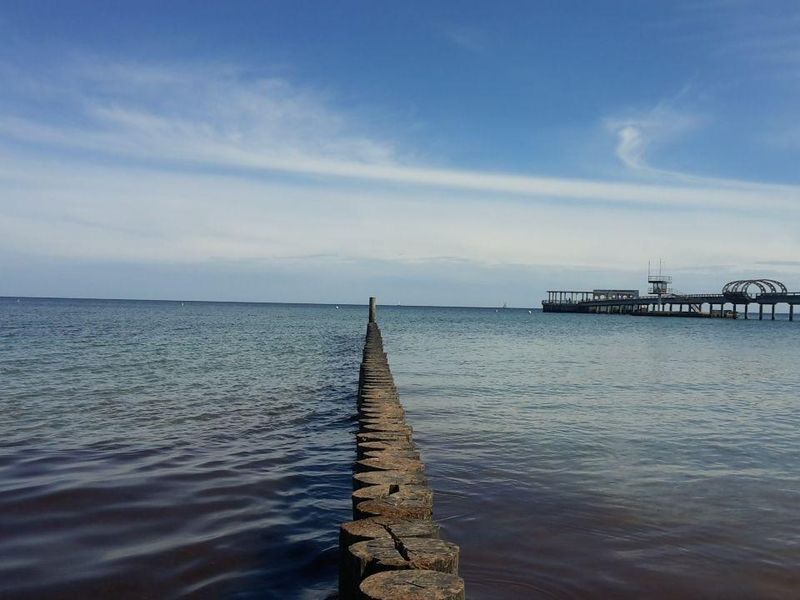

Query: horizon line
<box><xmin>0</xmin><ymin>295</ymin><xmax>541</xmax><ymax>310</ymax></box>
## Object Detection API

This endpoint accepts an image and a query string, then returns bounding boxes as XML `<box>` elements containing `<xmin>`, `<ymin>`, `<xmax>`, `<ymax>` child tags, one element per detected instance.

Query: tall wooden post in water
<box><xmin>368</xmin><ymin>296</ymin><xmax>377</xmax><ymax>324</ymax></box>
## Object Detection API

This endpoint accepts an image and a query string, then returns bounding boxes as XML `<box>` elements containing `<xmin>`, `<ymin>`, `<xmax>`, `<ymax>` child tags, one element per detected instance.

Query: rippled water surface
<box><xmin>1</xmin><ymin>298</ymin><xmax>361</xmax><ymax>599</ymax></box>
<box><xmin>2</xmin><ymin>298</ymin><xmax>799</xmax><ymax>599</ymax></box>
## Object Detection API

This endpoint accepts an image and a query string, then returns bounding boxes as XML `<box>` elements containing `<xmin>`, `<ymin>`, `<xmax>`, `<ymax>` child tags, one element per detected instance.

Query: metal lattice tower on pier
<box><xmin>648</xmin><ymin>260</ymin><xmax>672</xmax><ymax>310</ymax></box>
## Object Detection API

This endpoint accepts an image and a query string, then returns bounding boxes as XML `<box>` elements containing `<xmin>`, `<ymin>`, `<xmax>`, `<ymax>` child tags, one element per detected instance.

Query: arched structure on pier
<box><xmin>722</xmin><ymin>279</ymin><xmax>787</xmax><ymax>301</ymax></box>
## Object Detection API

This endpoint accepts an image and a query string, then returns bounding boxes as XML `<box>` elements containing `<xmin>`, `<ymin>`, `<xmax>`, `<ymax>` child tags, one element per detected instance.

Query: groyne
<box><xmin>339</xmin><ymin>298</ymin><xmax>464</xmax><ymax>600</ymax></box>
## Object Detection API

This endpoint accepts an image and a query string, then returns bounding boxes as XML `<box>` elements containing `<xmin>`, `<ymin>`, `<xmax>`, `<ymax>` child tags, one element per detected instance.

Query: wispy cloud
<box><xmin>2</xmin><ymin>149</ymin><xmax>798</xmax><ymax>271</ymax></box>
<box><xmin>1</xmin><ymin>59</ymin><xmax>399</xmax><ymax>165</ymax></box>
<box><xmin>1</xmin><ymin>59</ymin><xmax>798</xmax><ymax>213</ymax></box>
<box><xmin>442</xmin><ymin>25</ymin><xmax>488</xmax><ymax>53</ymax></box>
<box><xmin>665</xmin><ymin>4</ymin><xmax>800</xmax><ymax>84</ymax></box>
<box><xmin>651</xmin><ymin>5</ymin><xmax>800</xmax><ymax>157</ymax></box>
<box><xmin>1</xmin><ymin>56</ymin><xmax>800</xmax><ymax>293</ymax></box>
<box><xmin>755</xmin><ymin>260</ymin><xmax>800</xmax><ymax>268</ymax></box>
<box><xmin>604</xmin><ymin>88</ymin><xmax>704</xmax><ymax>171</ymax></box>
<box><xmin>716</xmin><ymin>11</ymin><xmax>800</xmax><ymax>75</ymax></box>
<box><xmin>602</xmin><ymin>93</ymin><xmax>800</xmax><ymax>198</ymax></box>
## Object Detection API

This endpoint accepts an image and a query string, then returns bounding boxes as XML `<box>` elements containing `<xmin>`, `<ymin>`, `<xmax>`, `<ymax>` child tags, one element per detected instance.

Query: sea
<box><xmin>1</xmin><ymin>297</ymin><xmax>798</xmax><ymax>599</ymax></box>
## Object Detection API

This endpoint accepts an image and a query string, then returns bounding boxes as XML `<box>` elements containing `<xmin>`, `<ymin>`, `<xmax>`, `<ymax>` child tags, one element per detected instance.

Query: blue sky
<box><xmin>1</xmin><ymin>1</ymin><xmax>799</xmax><ymax>305</ymax></box>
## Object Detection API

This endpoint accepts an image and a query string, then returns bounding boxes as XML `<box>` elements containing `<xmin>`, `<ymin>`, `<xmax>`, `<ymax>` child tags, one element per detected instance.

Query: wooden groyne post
<box><xmin>369</xmin><ymin>296</ymin><xmax>377</xmax><ymax>324</ymax></box>
<box><xmin>339</xmin><ymin>298</ymin><xmax>464</xmax><ymax>600</ymax></box>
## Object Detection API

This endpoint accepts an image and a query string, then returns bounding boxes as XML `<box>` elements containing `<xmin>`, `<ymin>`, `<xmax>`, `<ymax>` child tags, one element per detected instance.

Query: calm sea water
<box><xmin>1</xmin><ymin>298</ymin><xmax>798</xmax><ymax>599</ymax></box>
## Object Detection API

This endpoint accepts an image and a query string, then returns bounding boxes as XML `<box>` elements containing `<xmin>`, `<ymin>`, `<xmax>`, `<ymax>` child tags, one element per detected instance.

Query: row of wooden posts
<box><xmin>338</xmin><ymin>298</ymin><xmax>465</xmax><ymax>599</ymax></box>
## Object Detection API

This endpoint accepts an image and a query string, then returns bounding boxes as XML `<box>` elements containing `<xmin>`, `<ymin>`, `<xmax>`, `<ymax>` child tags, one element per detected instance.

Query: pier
<box><xmin>338</xmin><ymin>298</ymin><xmax>464</xmax><ymax>600</ymax></box>
<box><xmin>543</xmin><ymin>278</ymin><xmax>800</xmax><ymax>320</ymax></box>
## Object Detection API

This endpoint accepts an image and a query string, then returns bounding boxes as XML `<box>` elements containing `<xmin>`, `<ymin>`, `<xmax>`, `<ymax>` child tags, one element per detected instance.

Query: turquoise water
<box><xmin>1</xmin><ymin>298</ymin><xmax>799</xmax><ymax>598</ymax></box>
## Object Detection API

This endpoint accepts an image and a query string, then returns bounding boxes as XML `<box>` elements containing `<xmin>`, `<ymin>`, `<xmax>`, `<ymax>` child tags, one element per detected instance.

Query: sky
<box><xmin>1</xmin><ymin>0</ymin><xmax>799</xmax><ymax>306</ymax></box>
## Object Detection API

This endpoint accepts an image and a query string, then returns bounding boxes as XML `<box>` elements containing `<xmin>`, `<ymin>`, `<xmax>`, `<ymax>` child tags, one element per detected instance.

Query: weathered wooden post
<box><xmin>369</xmin><ymin>296</ymin><xmax>377</xmax><ymax>324</ymax></box>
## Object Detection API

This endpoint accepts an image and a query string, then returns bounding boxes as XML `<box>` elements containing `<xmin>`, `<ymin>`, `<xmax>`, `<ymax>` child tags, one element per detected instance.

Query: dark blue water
<box><xmin>1</xmin><ymin>298</ymin><xmax>363</xmax><ymax>599</ymax></box>
<box><xmin>2</xmin><ymin>298</ymin><xmax>799</xmax><ymax>598</ymax></box>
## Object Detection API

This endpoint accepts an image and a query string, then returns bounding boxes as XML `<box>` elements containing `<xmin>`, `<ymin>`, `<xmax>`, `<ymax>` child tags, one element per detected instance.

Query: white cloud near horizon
<box><xmin>1</xmin><ymin>57</ymin><xmax>800</xmax><ymax>298</ymax></box>
<box><xmin>2</xmin><ymin>149</ymin><xmax>799</xmax><ymax>272</ymax></box>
